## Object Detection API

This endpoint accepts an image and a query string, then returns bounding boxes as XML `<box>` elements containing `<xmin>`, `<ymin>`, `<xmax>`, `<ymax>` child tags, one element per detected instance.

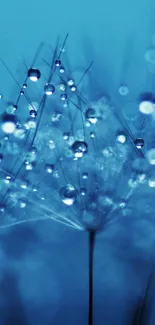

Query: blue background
<box><xmin>0</xmin><ymin>0</ymin><xmax>155</xmax><ymax>324</ymax></box>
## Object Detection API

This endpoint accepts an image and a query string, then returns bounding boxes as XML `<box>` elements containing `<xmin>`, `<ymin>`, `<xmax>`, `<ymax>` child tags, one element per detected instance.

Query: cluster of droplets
<box><xmin>0</xmin><ymin>35</ymin><xmax>155</xmax><ymax>231</ymax></box>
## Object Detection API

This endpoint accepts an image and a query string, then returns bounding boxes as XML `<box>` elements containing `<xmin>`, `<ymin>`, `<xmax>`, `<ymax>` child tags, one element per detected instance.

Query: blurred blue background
<box><xmin>0</xmin><ymin>0</ymin><xmax>155</xmax><ymax>324</ymax></box>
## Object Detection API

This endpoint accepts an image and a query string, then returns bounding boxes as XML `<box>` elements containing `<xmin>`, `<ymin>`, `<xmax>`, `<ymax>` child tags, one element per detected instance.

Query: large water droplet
<box><xmin>1</xmin><ymin>114</ymin><xmax>17</xmax><ymax>134</ymax></box>
<box><xmin>28</xmin><ymin>68</ymin><xmax>41</xmax><ymax>82</ymax></box>
<box><xmin>72</xmin><ymin>141</ymin><xmax>88</xmax><ymax>158</ymax></box>
<box><xmin>59</xmin><ymin>184</ymin><xmax>77</xmax><ymax>206</ymax></box>
<box><xmin>134</xmin><ymin>138</ymin><xmax>144</xmax><ymax>149</ymax></box>
<box><xmin>44</xmin><ymin>83</ymin><xmax>55</xmax><ymax>96</ymax></box>
<box><xmin>85</xmin><ymin>108</ymin><xmax>98</xmax><ymax>124</ymax></box>
<box><xmin>139</xmin><ymin>100</ymin><xmax>154</xmax><ymax>115</ymax></box>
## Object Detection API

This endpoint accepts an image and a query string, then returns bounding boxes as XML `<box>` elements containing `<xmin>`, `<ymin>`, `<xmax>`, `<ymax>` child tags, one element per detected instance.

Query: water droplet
<box><xmin>90</xmin><ymin>132</ymin><xmax>96</xmax><ymax>138</ymax></box>
<box><xmin>119</xmin><ymin>201</ymin><xmax>126</xmax><ymax>208</ymax></box>
<box><xmin>67</xmin><ymin>79</ymin><xmax>74</xmax><ymax>86</ymax></box>
<box><xmin>116</xmin><ymin>132</ymin><xmax>127</xmax><ymax>144</ymax></box>
<box><xmin>45</xmin><ymin>164</ymin><xmax>54</xmax><ymax>174</ymax></box>
<box><xmin>134</xmin><ymin>138</ymin><xmax>144</xmax><ymax>149</ymax></box>
<box><xmin>60</xmin><ymin>94</ymin><xmax>67</xmax><ymax>101</ymax></box>
<box><xmin>5</xmin><ymin>175</ymin><xmax>12</xmax><ymax>184</ymax></box>
<box><xmin>19</xmin><ymin>199</ymin><xmax>27</xmax><ymax>208</ymax></box>
<box><xmin>139</xmin><ymin>100</ymin><xmax>154</xmax><ymax>115</ymax></box>
<box><xmin>4</xmin><ymin>135</ymin><xmax>9</xmax><ymax>141</ymax></box>
<box><xmin>148</xmin><ymin>177</ymin><xmax>155</xmax><ymax>187</ymax></box>
<box><xmin>25</xmin><ymin>161</ymin><xmax>33</xmax><ymax>170</ymax></box>
<box><xmin>28</xmin><ymin>68</ymin><xmax>41</xmax><ymax>82</ymax></box>
<box><xmin>63</xmin><ymin>132</ymin><xmax>70</xmax><ymax>141</ymax></box>
<box><xmin>44</xmin><ymin>83</ymin><xmax>55</xmax><ymax>96</ymax></box>
<box><xmin>82</xmin><ymin>172</ymin><xmax>88</xmax><ymax>179</ymax></box>
<box><xmin>0</xmin><ymin>204</ymin><xmax>6</xmax><ymax>213</ymax></box>
<box><xmin>59</xmin><ymin>83</ymin><xmax>66</xmax><ymax>91</ymax></box>
<box><xmin>70</xmin><ymin>85</ymin><xmax>77</xmax><ymax>92</ymax></box>
<box><xmin>60</xmin><ymin>184</ymin><xmax>77</xmax><ymax>206</ymax></box>
<box><xmin>137</xmin><ymin>173</ymin><xmax>147</xmax><ymax>184</ymax></box>
<box><xmin>20</xmin><ymin>179</ymin><xmax>29</xmax><ymax>189</ymax></box>
<box><xmin>118</xmin><ymin>85</ymin><xmax>129</xmax><ymax>96</ymax></box>
<box><xmin>48</xmin><ymin>139</ymin><xmax>55</xmax><ymax>149</ymax></box>
<box><xmin>29</xmin><ymin>110</ymin><xmax>37</xmax><ymax>118</ymax></box>
<box><xmin>59</xmin><ymin>67</ymin><xmax>65</xmax><ymax>73</ymax></box>
<box><xmin>32</xmin><ymin>185</ymin><xmax>39</xmax><ymax>192</ymax></box>
<box><xmin>63</xmin><ymin>101</ymin><xmax>68</xmax><ymax>108</ymax></box>
<box><xmin>67</xmin><ymin>136</ymin><xmax>74</xmax><ymax>147</ymax></box>
<box><xmin>55</xmin><ymin>59</ymin><xmax>61</xmax><ymax>66</ymax></box>
<box><xmin>80</xmin><ymin>187</ymin><xmax>87</xmax><ymax>196</ymax></box>
<box><xmin>1</xmin><ymin>114</ymin><xmax>17</xmax><ymax>134</ymax></box>
<box><xmin>85</xmin><ymin>108</ymin><xmax>97</xmax><ymax>124</ymax></box>
<box><xmin>72</xmin><ymin>141</ymin><xmax>88</xmax><ymax>158</ymax></box>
